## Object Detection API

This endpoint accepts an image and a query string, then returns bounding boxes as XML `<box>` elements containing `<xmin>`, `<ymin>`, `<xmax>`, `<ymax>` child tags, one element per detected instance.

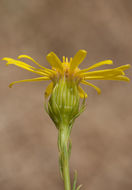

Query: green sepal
<box><xmin>72</xmin><ymin>171</ymin><xmax>77</xmax><ymax>190</ymax></box>
<box><xmin>72</xmin><ymin>171</ymin><xmax>82</xmax><ymax>190</ymax></box>
<box><xmin>76</xmin><ymin>184</ymin><xmax>82</xmax><ymax>190</ymax></box>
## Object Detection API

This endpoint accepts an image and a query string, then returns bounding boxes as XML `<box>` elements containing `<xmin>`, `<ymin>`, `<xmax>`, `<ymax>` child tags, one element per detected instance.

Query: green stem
<box><xmin>58</xmin><ymin>124</ymin><xmax>71</xmax><ymax>190</ymax></box>
<box><xmin>63</xmin><ymin>146</ymin><xmax>71</xmax><ymax>190</ymax></box>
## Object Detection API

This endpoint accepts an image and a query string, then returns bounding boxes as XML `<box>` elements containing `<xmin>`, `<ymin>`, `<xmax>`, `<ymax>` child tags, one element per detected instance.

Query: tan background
<box><xmin>0</xmin><ymin>0</ymin><xmax>132</xmax><ymax>190</ymax></box>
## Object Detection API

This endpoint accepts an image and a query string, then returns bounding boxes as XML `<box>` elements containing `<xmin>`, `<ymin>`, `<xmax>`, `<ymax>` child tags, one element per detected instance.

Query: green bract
<box><xmin>47</xmin><ymin>79</ymin><xmax>82</xmax><ymax>129</ymax></box>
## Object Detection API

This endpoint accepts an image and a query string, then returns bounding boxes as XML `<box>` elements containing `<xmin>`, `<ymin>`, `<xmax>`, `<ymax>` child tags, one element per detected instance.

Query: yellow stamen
<box><xmin>63</xmin><ymin>56</ymin><xmax>65</xmax><ymax>63</ymax></box>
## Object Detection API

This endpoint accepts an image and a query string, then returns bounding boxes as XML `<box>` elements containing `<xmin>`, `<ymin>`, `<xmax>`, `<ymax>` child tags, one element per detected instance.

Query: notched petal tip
<box><xmin>2</xmin><ymin>58</ymin><xmax>13</xmax><ymax>66</ymax></box>
<box><xmin>107</xmin><ymin>60</ymin><xmax>113</xmax><ymax>64</ymax></box>
<box><xmin>2</xmin><ymin>57</ymin><xmax>10</xmax><ymax>63</ymax></box>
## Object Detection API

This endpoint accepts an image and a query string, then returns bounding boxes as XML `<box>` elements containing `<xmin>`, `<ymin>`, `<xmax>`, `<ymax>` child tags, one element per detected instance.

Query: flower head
<box><xmin>2</xmin><ymin>50</ymin><xmax>130</xmax><ymax>99</ymax></box>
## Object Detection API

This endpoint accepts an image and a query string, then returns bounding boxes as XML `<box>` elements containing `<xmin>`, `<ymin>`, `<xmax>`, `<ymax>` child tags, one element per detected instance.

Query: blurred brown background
<box><xmin>0</xmin><ymin>0</ymin><xmax>132</xmax><ymax>190</ymax></box>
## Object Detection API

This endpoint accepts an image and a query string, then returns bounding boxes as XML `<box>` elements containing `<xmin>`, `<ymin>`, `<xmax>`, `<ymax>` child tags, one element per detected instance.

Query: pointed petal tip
<box><xmin>118</xmin><ymin>64</ymin><xmax>131</xmax><ymax>71</ymax></box>
<box><xmin>46</xmin><ymin>52</ymin><xmax>60</xmax><ymax>62</ymax></box>
<box><xmin>2</xmin><ymin>57</ymin><xmax>8</xmax><ymax>61</ymax></box>
<box><xmin>96</xmin><ymin>86</ymin><xmax>101</xmax><ymax>94</ymax></box>
<box><xmin>120</xmin><ymin>76</ymin><xmax>130</xmax><ymax>82</ymax></box>
<box><xmin>81</xmin><ymin>80</ymin><xmax>101</xmax><ymax>94</ymax></box>
<box><xmin>81</xmin><ymin>93</ymin><xmax>88</xmax><ymax>98</ymax></box>
<box><xmin>78</xmin><ymin>86</ymin><xmax>88</xmax><ymax>98</ymax></box>
<box><xmin>98</xmin><ymin>60</ymin><xmax>113</xmax><ymax>65</ymax></box>
<box><xmin>108</xmin><ymin>60</ymin><xmax>113</xmax><ymax>64</ymax></box>
<box><xmin>85</xmin><ymin>94</ymin><xmax>88</xmax><ymax>98</ymax></box>
<box><xmin>98</xmin><ymin>89</ymin><xmax>101</xmax><ymax>95</ymax></box>
<box><xmin>47</xmin><ymin>51</ymin><xmax>56</xmax><ymax>57</ymax></box>
<box><xmin>126</xmin><ymin>64</ymin><xmax>131</xmax><ymax>69</ymax></box>
<box><xmin>126</xmin><ymin>77</ymin><xmax>130</xmax><ymax>82</ymax></box>
<box><xmin>9</xmin><ymin>83</ymin><xmax>13</xmax><ymax>88</ymax></box>
<box><xmin>18</xmin><ymin>55</ymin><xmax>26</xmax><ymax>59</ymax></box>
<box><xmin>17</xmin><ymin>55</ymin><xmax>33</xmax><ymax>59</ymax></box>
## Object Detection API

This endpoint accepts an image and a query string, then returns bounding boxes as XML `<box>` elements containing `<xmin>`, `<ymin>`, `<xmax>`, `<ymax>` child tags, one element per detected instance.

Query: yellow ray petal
<box><xmin>82</xmin><ymin>69</ymin><xmax>124</xmax><ymax>77</ymax></box>
<box><xmin>45</xmin><ymin>82</ymin><xmax>54</xmax><ymax>98</ymax></box>
<box><xmin>3</xmin><ymin>57</ymin><xmax>35</xmax><ymax>69</ymax></box>
<box><xmin>107</xmin><ymin>64</ymin><xmax>130</xmax><ymax>74</ymax></box>
<box><xmin>105</xmin><ymin>75</ymin><xmax>130</xmax><ymax>81</ymax></box>
<box><xmin>78</xmin><ymin>86</ymin><xmax>88</xmax><ymax>98</ymax></box>
<box><xmin>18</xmin><ymin>55</ymin><xmax>55</xmax><ymax>75</ymax></box>
<box><xmin>9</xmin><ymin>76</ymin><xmax>49</xmax><ymax>88</ymax></box>
<box><xmin>70</xmin><ymin>50</ymin><xmax>87</xmax><ymax>71</ymax></box>
<box><xmin>115</xmin><ymin>64</ymin><xmax>131</xmax><ymax>71</ymax></box>
<box><xmin>18</xmin><ymin>55</ymin><xmax>46</xmax><ymax>69</ymax></box>
<box><xmin>77</xmin><ymin>60</ymin><xmax>113</xmax><ymax>74</ymax></box>
<box><xmin>2</xmin><ymin>58</ymin><xmax>49</xmax><ymax>77</ymax></box>
<box><xmin>84</xmin><ymin>76</ymin><xmax>111</xmax><ymax>80</ymax></box>
<box><xmin>81</xmin><ymin>80</ymin><xmax>101</xmax><ymax>94</ymax></box>
<box><xmin>46</xmin><ymin>52</ymin><xmax>63</xmax><ymax>71</ymax></box>
<box><xmin>84</xmin><ymin>75</ymin><xmax>130</xmax><ymax>81</ymax></box>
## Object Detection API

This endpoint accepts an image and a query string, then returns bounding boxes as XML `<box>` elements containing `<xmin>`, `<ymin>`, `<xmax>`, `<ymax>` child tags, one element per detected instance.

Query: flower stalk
<box><xmin>58</xmin><ymin>124</ymin><xmax>71</xmax><ymax>190</ymax></box>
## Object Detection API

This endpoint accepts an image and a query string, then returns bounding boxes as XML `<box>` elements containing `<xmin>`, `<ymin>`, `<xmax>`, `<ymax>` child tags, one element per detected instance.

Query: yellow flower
<box><xmin>2</xmin><ymin>50</ymin><xmax>130</xmax><ymax>98</ymax></box>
